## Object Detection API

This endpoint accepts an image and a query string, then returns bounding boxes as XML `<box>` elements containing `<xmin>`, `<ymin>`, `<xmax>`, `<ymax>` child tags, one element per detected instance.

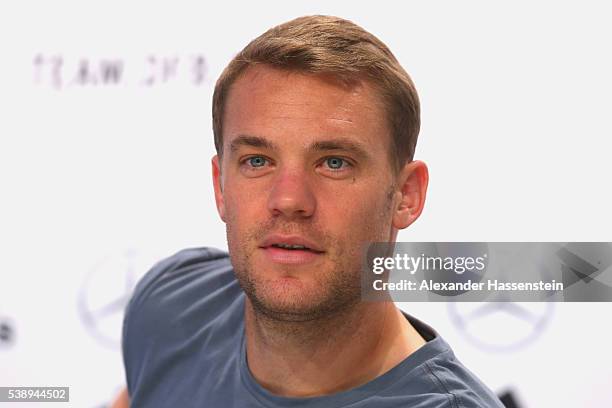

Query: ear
<box><xmin>392</xmin><ymin>160</ymin><xmax>429</xmax><ymax>229</ymax></box>
<box><xmin>211</xmin><ymin>155</ymin><xmax>226</xmax><ymax>222</ymax></box>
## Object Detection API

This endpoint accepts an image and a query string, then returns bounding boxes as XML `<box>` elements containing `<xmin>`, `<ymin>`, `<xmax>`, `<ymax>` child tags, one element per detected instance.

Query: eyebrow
<box><xmin>229</xmin><ymin>135</ymin><xmax>278</xmax><ymax>153</ymax></box>
<box><xmin>308</xmin><ymin>138</ymin><xmax>371</xmax><ymax>160</ymax></box>
<box><xmin>229</xmin><ymin>134</ymin><xmax>371</xmax><ymax>160</ymax></box>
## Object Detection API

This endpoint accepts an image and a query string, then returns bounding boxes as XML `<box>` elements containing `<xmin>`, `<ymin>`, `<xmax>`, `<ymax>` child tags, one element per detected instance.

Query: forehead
<box><xmin>222</xmin><ymin>65</ymin><xmax>391</xmax><ymax>154</ymax></box>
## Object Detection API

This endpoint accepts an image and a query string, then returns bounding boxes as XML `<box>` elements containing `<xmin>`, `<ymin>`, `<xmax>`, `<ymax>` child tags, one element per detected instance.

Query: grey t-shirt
<box><xmin>122</xmin><ymin>247</ymin><xmax>504</xmax><ymax>407</ymax></box>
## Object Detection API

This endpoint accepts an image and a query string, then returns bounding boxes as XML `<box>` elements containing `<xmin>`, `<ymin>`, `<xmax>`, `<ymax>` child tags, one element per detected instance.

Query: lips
<box><xmin>259</xmin><ymin>235</ymin><xmax>324</xmax><ymax>253</ymax></box>
<box><xmin>259</xmin><ymin>234</ymin><xmax>325</xmax><ymax>264</ymax></box>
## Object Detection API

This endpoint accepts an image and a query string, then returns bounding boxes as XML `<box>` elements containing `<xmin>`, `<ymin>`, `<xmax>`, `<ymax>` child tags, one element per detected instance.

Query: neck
<box><xmin>244</xmin><ymin>299</ymin><xmax>426</xmax><ymax>397</ymax></box>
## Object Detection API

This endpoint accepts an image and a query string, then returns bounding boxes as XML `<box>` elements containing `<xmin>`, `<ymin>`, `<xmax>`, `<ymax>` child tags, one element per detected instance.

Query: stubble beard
<box><xmin>228</xmin><ymin>219</ymin><xmax>363</xmax><ymax>324</ymax></box>
<box><xmin>226</xmin><ymin>184</ymin><xmax>397</xmax><ymax>326</ymax></box>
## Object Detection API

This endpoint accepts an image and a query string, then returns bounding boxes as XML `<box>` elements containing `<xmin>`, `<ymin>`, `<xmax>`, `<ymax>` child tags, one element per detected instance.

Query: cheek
<box><xmin>331</xmin><ymin>191</ymin><xmax>393</xmax><ymax>239</ymax></box>
<box><xmin>223</xmin><ymin>186</ymin><xmax>265</xmax><ymax>223</ymax></box>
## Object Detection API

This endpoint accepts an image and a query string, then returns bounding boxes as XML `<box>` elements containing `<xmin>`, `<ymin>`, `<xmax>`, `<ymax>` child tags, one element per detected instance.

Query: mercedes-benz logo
<box><xmin>78</xmin><ymin>248</ymin><xmax>160</xmax><ymax>349</ymax></box>
<box><xmin>448</xmin><ymin>301</ymin><xmax>554</xmax><ymax>353</ymax></box>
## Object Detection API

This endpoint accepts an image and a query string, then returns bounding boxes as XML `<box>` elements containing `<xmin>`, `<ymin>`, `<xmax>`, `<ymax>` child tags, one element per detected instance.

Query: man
<box><xmin>120</xmin><ymin>15</ymin><xmax>504</xmax><ymax>407</ymax></box>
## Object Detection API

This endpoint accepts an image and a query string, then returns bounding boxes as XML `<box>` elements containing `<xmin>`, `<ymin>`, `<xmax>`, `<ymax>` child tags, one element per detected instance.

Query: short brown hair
<box><xmin>212</xmin><ymin>15</ymin><xmax>420</xmax><ymax>173</ymax></box>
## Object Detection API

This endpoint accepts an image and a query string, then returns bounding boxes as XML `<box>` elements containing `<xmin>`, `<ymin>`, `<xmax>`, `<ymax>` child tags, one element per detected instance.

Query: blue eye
<box><xmin>325</xmin><ymin>157</ymin><xmax>346</xmax><ymax>170</ymax></box>
<box><xmin>248</xmin><ymin>156</ymin><xmax>267</xmax><ymax>167</ymax></box>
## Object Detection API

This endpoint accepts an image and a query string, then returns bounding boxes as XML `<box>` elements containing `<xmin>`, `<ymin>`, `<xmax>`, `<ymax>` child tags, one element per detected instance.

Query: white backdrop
<box><xmin>1</xmin><ymin>1</ymin><xmax>611</xmax><ymax>407</ymax></box>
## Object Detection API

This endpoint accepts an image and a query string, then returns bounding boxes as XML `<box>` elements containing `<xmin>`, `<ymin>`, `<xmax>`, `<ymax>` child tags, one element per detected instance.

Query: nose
<box><xmin>267</xmin><ymin>168</ymin><xmax>316</xmax><ymax>219</ymax></box>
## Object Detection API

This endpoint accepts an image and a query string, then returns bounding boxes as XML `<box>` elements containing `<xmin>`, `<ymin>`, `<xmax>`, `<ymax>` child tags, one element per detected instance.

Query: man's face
<box><xmin>213</xmin><ymin>65</ymin><xmax>401</xmax><ymax>321</ymax></box>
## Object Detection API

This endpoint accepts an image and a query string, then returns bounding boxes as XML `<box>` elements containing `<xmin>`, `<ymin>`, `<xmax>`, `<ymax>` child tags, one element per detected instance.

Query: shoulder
<box><xmin>388</xmin><ymin>314</ymin><xmax>504</xmax><ymax>408</ymax></box>
<box><xmin>421</xmin><ymin>348</ymin><xmax>504</xmax><ymax>408</ymax></box>
<box><xmin>126</xmin><ymin>247</ymin><xmax>233</xmax><ymax>313</ymax></box>
<box><xmin>122</xmin><ymin>247</ymin><xmax>242</xmax><ymax>391</ymax></box>
<box><xmin>123</xmin><ymin>247</ymin><xmax>238</xmax><ymax>330</ymax></box>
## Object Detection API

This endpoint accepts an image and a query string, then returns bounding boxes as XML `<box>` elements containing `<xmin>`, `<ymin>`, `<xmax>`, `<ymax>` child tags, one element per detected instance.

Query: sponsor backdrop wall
<box><xmin>1</xmin><ymin>1</ymin><xmax>611</xmax><ymax>407</ymax></box>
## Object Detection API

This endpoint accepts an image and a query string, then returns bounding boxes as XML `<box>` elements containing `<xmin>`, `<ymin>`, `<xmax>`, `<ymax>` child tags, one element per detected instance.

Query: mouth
<box><xmin>259</xmin><ymin>236</ymin><xmax>325</xmax><ymax>264</ymax></box>
<box><xmin>268</xmin><ymin>243</ymin><xmax>322</xmax><ymax>252</ymax></box>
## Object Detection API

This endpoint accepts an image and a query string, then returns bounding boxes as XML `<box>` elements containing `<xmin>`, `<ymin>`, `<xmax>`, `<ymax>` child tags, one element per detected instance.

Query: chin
<box><xmin>246</xmin><ymin>279</ymin><xmax>329</xmax><ymax>318</ymax></box>
<box><xmin>251</xmin><ymin>278</ymin><xmax>360</xmax><ymax>322</ymax></box>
